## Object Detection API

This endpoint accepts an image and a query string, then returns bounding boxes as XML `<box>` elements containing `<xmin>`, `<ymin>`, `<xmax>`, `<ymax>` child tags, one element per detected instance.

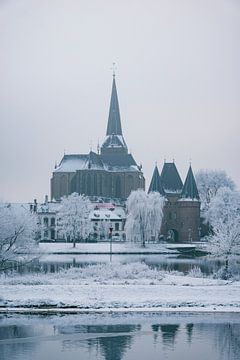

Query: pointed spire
<box><xmin>106</xmin><ymin>76</ymin><xmax>122</xmax><ymax>136</ymax></box>
<box><xmin>181</xmin><ymin>165</ymin><xmax>200</xmax><ymax>200</ymax></box>
<box><xmin>148</xmin><ymin>165</ymin><xmax>165</xmax><ymax>196</ymax></box>
<box><xmin>161</xmin><ymin>162</ymin><xmax>183</xmax><ymax>193</ymax></box>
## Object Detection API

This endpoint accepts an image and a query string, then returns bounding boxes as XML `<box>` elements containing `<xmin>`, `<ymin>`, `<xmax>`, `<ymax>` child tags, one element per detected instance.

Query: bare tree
<box><xmin>0</xmin><ymin>203</ymin><xmax>39</xmax><ymax>271</ymax></box>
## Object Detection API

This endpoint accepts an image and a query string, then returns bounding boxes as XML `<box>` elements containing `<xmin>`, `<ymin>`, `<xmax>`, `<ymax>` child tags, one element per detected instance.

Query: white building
<box><xmin>31</xmin><ymin>197</ymin><xmax>126</xmax><ymax>242</ymax></box>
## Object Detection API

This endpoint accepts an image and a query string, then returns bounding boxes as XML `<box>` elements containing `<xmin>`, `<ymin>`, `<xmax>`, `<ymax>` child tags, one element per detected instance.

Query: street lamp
<box><xmin>109</xmin><ymin>226</ymin><xmax>113</xmax><ymax>262</ymax></box>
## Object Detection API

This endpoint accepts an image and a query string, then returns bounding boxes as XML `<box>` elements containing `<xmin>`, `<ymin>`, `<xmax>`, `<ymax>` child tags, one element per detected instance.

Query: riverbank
<box><xmin>1</xmin><ymin>262</ymin><xmax>239</xmax><ymax>313</ymax></box>
<box><xmin>39</xmin><ymin>242</ymin><xmax>203</xmax><ymax>255</ymax></box>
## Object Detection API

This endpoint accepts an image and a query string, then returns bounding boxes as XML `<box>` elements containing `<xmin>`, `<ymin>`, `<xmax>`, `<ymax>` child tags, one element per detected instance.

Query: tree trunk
<box><xmin>225</xmin><ymin>258</ymin><xmax>229</xmax><ymax>273</ymax></box>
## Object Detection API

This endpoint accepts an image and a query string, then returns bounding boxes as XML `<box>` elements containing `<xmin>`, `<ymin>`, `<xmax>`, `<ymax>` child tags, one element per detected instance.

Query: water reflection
<box><xmin>6</xmin><ymin>254</ymin><xmax>230</xmax><ymax>276</ymax></box>
<box><xmin>57</xmin><ymin>324</ymin><xmax>139</xmax><ymax>360</ymax></box>
<box><xmin>0</xmin><ymin>316</ymin><xmax>240</xmax><ymax>360</ymax></box>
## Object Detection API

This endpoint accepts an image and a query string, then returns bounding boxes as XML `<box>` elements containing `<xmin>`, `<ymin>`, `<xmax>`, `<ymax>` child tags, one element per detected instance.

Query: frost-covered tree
<box><xmin>98</xmin><ymin>220</ymin><xmax>112</xmax><ymax>240</ymax></box>
<box><xmin>195</xmin><ymin>169</ymin><xmax>235</xmax><ymax>217</ymax></box>
<box><xmin>207</xmin><ymin>188</ymin><xmax>240</xmax><ymax>278</ymax></box>
<box><xmin>57</xmin><ymin>193</ymin><xmax>92</xmax><ymax>247</ymax></box>
<box><xmin>125</xmin><ymin>190</ymin><xmax>164</xmax><ymax>247</ymax></box>
<box><xmin>0</xmin><ymin>203</ymin><xmax>39</xmax><ymax>271</ymax></box>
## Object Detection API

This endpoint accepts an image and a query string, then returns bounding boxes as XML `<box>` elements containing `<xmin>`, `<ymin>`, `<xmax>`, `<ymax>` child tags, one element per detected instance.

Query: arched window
<box><xmin>99</xmin><ymin>175</ymin><xmax>103</xmax><ymax>196</ymax></box>
<box><xmin>115</xmin><ymin>176</ymin><xmax>121</xmax><ymax>198</ymax></box>
<box><xmin>87</xmin><ymin>174</ymin><xmax>92</xmax><ymax>195</ymax></box>
<box><xmin>126</xmin><ymin>175</ymin><xmax>134</xmax><ymax>196</ymax></box>
<box><xmin>60</xmin><ymin>175</ymin><xmax>66</xmax><ymax>196</ymax></box>
<box><xmin>94</xmin><ymin>174</ymin><xmax>98</xmax><ymax>195</ymax></box>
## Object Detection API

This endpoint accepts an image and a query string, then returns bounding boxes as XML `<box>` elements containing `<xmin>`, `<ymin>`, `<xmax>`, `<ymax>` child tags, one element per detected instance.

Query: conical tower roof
<box><xmin>106</xmin><ymin>76</ymin><xmax>122</xmax><ymax>136</ymax></box>
<box><xmin>148</xmin><ymin>165</ymin><xmax>165</xmax><ymax>195</ymax></box>
<box><xmin>181</xmin><ymin>165</ymin><xmax>200</xmax><ymax>200</ymax></box>
<box><xmin>161</xmin><ymin>162</ymin><xmax>183</xmax><ymax>193</ymax></box>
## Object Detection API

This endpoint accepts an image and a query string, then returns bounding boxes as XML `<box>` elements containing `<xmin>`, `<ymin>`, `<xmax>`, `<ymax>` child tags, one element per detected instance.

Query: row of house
<box><xmin>33</xmin><ymin>197</ymin><xmax>126</xmax><ymax>242</ymax></box>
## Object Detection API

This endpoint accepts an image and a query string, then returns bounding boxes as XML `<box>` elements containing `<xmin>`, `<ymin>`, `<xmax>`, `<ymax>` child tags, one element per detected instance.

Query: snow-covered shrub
<box><xmin>188</xmin><ymin>266</ymin><xmax>204</xmax><ymax>278</ymax></box>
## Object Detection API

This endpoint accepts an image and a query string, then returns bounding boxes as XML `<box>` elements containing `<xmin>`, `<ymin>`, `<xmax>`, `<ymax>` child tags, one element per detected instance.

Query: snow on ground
<box><xmin>39</xmin><ymin>242</ymin><xmax>195</xmax><ymax>254</ymax></box>
<box><xmin>0</xmin><ymin>262</ymin><xmax>239</xmax><ymax>312</ymax></box>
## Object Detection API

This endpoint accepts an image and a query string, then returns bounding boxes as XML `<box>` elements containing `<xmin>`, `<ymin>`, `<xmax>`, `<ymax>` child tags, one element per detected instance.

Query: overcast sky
<box><xmin>0</xmin><ymin>0</ymin><xmax>239</xmax><ymax>203</ymax></box>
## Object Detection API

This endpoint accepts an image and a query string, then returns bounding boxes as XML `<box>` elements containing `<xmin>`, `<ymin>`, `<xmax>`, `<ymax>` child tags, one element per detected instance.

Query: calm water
<box><xmin>0</xmin><ymin>313</ymin><xmax>239</xmax><ymax>360</ymax></box>
<box><xmin>10</xmin><ymin>254</ymin><xmax>230</xmax><ymax>276</ymax></box>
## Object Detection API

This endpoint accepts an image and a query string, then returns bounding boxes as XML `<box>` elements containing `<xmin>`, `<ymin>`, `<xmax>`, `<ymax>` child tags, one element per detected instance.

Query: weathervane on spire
<box><xmin>111</xmin><ymin>62</ymin><xmax>117</xmax><ymax>77</ymax></box>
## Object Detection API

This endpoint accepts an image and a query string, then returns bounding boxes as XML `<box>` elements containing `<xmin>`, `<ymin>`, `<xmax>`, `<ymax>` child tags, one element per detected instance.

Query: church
<box><xmin>51</xmin><ymin>75</ymin><xmax>145</xmax><ymax>202</ymax></box>
<box><xmin>51</xmin><ymin>74</ymin><xmax>200</xmax><ymax>242</ymax></box>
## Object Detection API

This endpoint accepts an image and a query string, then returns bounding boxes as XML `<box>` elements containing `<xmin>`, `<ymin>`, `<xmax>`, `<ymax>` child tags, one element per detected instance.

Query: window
<box><xmin>50</xmin><ymin>230</ymin><xmax>55</xmax><ymax>240</ymax></box>
<box><xmin>43</xmin><ymin>217</ymin><xmax>49</xmax><ymax>226</ymax></box>
<box><xmin>44</xmin><ymin>230</ymin><xmax>49</xmax><ymax>239</ymax></box>
<box><xmin>51</xmin><ymin>218</ymin><xmax>55</xmax><ymax>226</ymax></box>
<box><xmin>115</xmin><ymin>223</ymin><xmax>120</xmax><ymax>231</ymax></box>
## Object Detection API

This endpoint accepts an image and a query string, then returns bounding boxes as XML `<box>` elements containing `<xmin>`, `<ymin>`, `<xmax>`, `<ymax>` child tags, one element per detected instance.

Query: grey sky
<box><xmin>0</xmin><ymin>0</ymin><xmax>239</xmax><ymax>202</ymax></box>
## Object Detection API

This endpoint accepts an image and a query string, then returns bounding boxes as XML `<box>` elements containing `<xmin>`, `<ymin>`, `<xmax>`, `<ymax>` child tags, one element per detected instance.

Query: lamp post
<box><xmin>109</xmin><ymin>226</ymin><xmax>113</xmax><ymax>262</ymax></box>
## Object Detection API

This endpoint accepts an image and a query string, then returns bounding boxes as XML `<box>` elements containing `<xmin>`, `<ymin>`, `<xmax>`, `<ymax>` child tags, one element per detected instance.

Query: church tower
<box><xmin>51</xmin><ymin>74</ymin><xmax>145</xmax><ymax>201</ymax></box>
<box><xmin>101</xmin><ymin>75</ymin><xmax>128</xmax><ymax>155</ymax></box>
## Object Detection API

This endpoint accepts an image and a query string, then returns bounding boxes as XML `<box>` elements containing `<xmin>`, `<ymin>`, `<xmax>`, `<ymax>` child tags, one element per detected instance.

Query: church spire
<box><xmin>106</xmin><ymin>75</ymin><xmax>122</xmax><ymax>136</ymax></box>
<box><xmin>101</xmin><ymin>74</ymin><xmax>128</xmax><ymax>154</ymax></box>
<box><xmin>181</xmin><ymin>165</ymin><xmax>200</xmax><ymax>200</ymax></box>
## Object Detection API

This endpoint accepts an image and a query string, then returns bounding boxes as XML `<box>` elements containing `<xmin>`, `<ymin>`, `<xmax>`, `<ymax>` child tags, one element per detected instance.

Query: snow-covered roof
<box><xmin>90</xmin><ymin>207</ymin><xmax>126</xmax><ymax>221</ymax></box>
<box><xmin>54</xmin><ymin>155</ymin><xmax>89</xmax><ymax>173</ymax></box>
<box><xmin>37</xmin><ymin>201</ymin><xmax>62</xmax><ymax>214</ymax></box>
<box><xmin>54</xmin><ymin>151</ymin><xmax>141</xmax><ymax>173</ymax></box>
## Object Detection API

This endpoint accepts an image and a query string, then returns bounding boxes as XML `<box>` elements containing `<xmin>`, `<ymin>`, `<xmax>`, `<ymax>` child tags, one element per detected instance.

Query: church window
<box><xmin>87</xmin><ymin>174</ymin><xmax>92</xmax><ymax>195</ymax></box>
<box><xmin>94</xmin><ymin>174</ymin><xmax>98</xmax><ymax>195</ymax></box>
<box><xmin>115</xmin><ymin>176</ymin><xmax>121</xmax><ymax>198</ymax></box>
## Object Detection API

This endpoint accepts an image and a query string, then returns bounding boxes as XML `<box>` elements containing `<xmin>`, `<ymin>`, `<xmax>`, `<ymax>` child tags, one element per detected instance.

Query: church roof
<box><xmin>54</xmin><ymin>152</ymin><xmax>140</xmax><ymax>173</ymax></box>
<box><xmin>181</xmin><ymin>165</ymin><xmax>200</xmax><ymax>200</ymax></box>
<box><xmin>161</xmin><ymin>162</ymin><xmax>183</xmax><ymax>193</ymax></box>
<box><xmin>106</xmin><ymin>76</ymin><xmax>122</xmax><ymax>136</ymax></box>
<box><xmin>148</xmin><ymin>165</ymin><xmax>165</xmax><ymax>195</ymax></box>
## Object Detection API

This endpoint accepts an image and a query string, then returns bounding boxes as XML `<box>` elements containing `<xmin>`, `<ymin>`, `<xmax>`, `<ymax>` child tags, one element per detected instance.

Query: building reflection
<box><xmin>58</xmin><ymin>324</ymin><xmax>140</xmax><ymax>360</ymax></box>
<box><xmin>186</xmin><ymin>323</ymin><xmax>194</xmax><ymax>343</ymax></box>
<box><xmin>151</xmin><ymin>324</ymin><xmax>180</xmax><ymax>346</ymax></box>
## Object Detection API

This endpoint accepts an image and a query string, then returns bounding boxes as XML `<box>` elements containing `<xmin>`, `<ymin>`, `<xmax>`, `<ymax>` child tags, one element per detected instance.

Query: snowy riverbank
<box><xmin>0</xmin><ymin>262</ymin><xmax>239</xmax><ymax>313</ymax></box>
<box><xmin>38</xmin><ymin>242</ymin><xmax>199</xmax><ymax>254</ymax></box>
